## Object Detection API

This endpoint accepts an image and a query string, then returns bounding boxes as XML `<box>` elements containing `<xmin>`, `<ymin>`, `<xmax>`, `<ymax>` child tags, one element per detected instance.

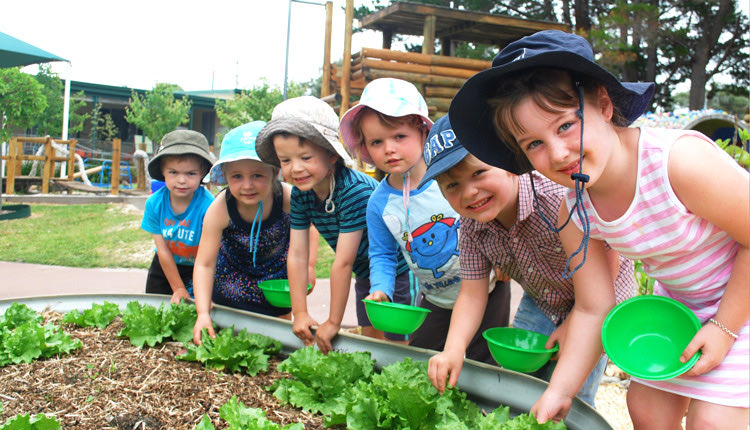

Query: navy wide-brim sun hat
<box><xmin>448</xmin><ymin>29</ymin><xmax>655</xmax><ymax>175</ymax></box>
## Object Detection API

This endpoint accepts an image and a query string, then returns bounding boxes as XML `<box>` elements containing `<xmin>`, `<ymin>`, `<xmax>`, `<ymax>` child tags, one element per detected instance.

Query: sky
<box><xmin>4</xmin><ymin>1</ymin><xmax>748</xmax><ymax>93</ymax></box>
<box><xmin>3</xmin><ymin>0</ymin><xmax>384</xmax><ymax>92</ymax></box>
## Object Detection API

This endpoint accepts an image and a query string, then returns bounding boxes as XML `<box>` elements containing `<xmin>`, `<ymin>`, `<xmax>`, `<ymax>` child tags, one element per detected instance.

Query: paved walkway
<box><xmin>0</xmin><ymin>261</ymin><xmax>523</xmax><ymax>329</ymax></box>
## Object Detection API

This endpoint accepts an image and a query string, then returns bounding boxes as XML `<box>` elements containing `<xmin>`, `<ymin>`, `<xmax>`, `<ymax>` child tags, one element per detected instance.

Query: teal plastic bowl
<box><xmin>258</xmin><ymin>279</ymin><xmax>311</xmax><ymax>308</ymax></box>
<box><xmin>362</xmin><ymin>299</ymin><xmax>430</xmax><ymax>335</ymax></box>
<box><xmin>483</xmin><ymin>327</ymin><xmax>559</xmax><ymax>373</ymax></box>
<box><xmin>602</xmin><ymin>295</ymin><xmax>701</xmax><ymax>380</ymax></box>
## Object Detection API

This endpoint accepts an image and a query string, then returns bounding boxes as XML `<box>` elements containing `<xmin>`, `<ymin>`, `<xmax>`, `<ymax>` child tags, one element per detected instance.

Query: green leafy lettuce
<box><xmin>177</xmin><ymin>327</ymin><xmax>280</xmax><ymax>375</ymax></box>
<box><xmin>0</xmin><ymin>303</ymin><xmax>82</xmax><ymax>367</ymax></box>
<box><xmin>118</xmin><ymin>300</ymin><xmax>197</xmax><ymax>347</ymax></box>
<box><xmin>269</xmin><ymin>346</ymin><xmax>375</xmax><ymax>418</ymax></box>
<box><xmin>62</xmin><ymin>301</ymin><xmax>120</xmax><ymax>329</ymax></box>
<box><xmin>193</xmin><ymin>395</ymin><xmax>304</xmax><ymax>430</ymax></box>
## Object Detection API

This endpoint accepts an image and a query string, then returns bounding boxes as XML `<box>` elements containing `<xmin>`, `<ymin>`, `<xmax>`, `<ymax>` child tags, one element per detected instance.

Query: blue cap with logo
<box><xmin>418</xmin><ymin>114</ymin><xmax>469</xmax><ymax>188</ymax></box>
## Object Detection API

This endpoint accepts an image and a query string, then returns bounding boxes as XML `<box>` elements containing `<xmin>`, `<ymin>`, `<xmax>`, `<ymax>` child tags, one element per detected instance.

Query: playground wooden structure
<box><xmin>320</xmin><ymin>1</ymin><xmax>569</xmax><ymax>119</ymax></box>
<box><xmin>2</xmin><ymin>136</ymin><xmax>147</xmax><ymax>196</ymax></box>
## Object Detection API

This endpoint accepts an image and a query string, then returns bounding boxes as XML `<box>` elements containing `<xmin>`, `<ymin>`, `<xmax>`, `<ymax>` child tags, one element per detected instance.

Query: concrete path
<box><xmin>0</xmin><ymin>261</ymin><xmax>523</xmax><ymax>329</ymax></box>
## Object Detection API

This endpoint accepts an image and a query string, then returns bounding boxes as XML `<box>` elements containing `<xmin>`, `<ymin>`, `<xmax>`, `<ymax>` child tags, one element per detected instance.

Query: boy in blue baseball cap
<box><xmin>422</xmin><ymin>115</ymin><xmax>634</xmax><ymax>411</ymax></box>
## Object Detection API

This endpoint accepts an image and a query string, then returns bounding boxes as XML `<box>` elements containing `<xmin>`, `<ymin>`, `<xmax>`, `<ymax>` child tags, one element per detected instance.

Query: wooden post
<box><xmin>5</xmin><ymin>138</ymin><xmax>18</xmax><ymax>194</ymax></box>
<box><xmin>321</xmin><ymin>1</ymin><xmax>333</xmax><ymax>98</ymax></box>
<box><xmin>339</xmin><ymin>0</ymin><xmax>354</xmax><ymax>117</ymax></box>
<box><xmin>136</xmin><ymin>157</ymin><xmax>146</xmax><ymax>192</ymax></box>
<box><xmin>66</xmin><ymin>140</ymin><xmax>77</xmax><ymax>194</ymax></box>
<box><xmin>111</xmin><ymin>138</ymin><xmax>121</xmax><ymax>196</ymax></box>
<box><xmin>422</xmin><ymin>15</ymin><xmax>436</xmax><ymax>55</ymax></box>
<box><xmin>41</xmin><ymin>137</ymin><xmax>52</xmax><ymax>194</ymax></box>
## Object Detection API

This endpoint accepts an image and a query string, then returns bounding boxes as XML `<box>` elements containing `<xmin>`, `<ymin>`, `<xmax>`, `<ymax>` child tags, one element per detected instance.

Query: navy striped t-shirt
<box><xmin>290</xmin><ymin>166</ymin><xmax>408</xmax><ymax>279</ymax></box>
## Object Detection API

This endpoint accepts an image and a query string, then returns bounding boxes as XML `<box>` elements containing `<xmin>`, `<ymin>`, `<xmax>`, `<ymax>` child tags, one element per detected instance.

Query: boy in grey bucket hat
<box><xmin>257</xmin><ymin>96</ymin><xmax>412</xmax><ymax>353</ymax></box>
<box><xmin>141</xmin><ymin>129</ymin><xmax>215</xmax><ymax>304</ymax></box>
<box><xmin>148</xmin><ymin>129</ymin><xmax>215</xmax><ymax>181</ymax></box>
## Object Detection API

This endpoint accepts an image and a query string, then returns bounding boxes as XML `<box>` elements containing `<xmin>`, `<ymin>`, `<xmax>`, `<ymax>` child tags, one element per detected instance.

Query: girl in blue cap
<box><xmin>450</xmin><ymin>30</ymin><xmax>748</xmax><ymax>428</ymax></box>
<box><xmin>192</xmin><ymin>121</ymin><xmax>296</xmax><ymax>345</ymax></box>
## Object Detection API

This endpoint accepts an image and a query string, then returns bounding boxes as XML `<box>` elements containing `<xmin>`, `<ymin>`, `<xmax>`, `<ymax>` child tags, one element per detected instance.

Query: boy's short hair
<box><xmin>148</xmin><ymin>130</ymin><xmax>214</xmax><ymax>181</ymax></box>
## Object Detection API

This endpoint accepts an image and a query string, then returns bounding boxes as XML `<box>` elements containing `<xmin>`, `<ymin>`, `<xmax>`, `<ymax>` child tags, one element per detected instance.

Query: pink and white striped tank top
<box><xmin>565</xmin><ymin>127</ymin><xmax>748</xmax><ymax>407</ymax></box>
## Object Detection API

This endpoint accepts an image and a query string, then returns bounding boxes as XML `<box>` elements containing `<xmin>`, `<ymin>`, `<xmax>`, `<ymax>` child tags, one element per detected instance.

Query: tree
<box><xmin>33</xmin><ymin>64</ymin><xmax>89</xmax><ymax>139</ymax></box>
<box><xmin>125</xmin><ymin>83</ymin><xmax>192</xmax><ymax>151</ymax></box>
<box><xmin>215</xmin><ymin>79</ymin><xmax>308</xmax><ymax>143</ymax></box>
<box><xmin>0</xmin><ymin>67</ymin><xmax>46</xmax><ymax>143</ymax></box>
<box><xmin>89</xmin><ymin>102</ymin><xmax>120</xmax><ymax>144</ymax></box>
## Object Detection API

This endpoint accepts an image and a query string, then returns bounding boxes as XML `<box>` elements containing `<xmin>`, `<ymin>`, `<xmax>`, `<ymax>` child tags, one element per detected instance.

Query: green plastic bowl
<box><xmin>602</xmin><ymin>295</ymin><xmax>701</xmax><ymax>380</ymax></box>
<box><xmin>258</xmin><ymin>279</ymin><xmax>311</xmax><ymax>308</ymax></box>
<box><xmin>483</xmin><ymin>327</ymin><xmax>559</xmax><ymax>373</ymax></box>
<box><xmin>362</xmin><ymin>299</ymin><xmax>431</xmax><ymax>335</ymax></box>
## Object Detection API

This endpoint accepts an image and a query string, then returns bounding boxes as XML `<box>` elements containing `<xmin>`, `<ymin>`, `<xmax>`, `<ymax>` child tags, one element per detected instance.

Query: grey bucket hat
<box><xmin>148</xmin><ymin>130</ymin><xmax>214</xmax><ymax>181</ymax></box>
<box><xmin>256</xmin><ymin>96</ymin><xmax>353</xmax><ymax>167</ymax></box>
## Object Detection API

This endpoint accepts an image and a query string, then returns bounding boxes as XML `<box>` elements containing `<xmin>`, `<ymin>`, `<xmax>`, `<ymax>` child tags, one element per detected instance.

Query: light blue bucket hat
<box><xmin>210</xmin><ymin>120</ymin><xmax>269</xmax><ymax>185</ymax></box>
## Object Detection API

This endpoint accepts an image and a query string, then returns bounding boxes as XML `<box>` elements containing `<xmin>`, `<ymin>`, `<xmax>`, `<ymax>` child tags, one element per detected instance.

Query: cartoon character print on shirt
<box><xmin>403</xmin><ymin>214</ymin><xmax>460</xmax><ymax>279</ymax></box>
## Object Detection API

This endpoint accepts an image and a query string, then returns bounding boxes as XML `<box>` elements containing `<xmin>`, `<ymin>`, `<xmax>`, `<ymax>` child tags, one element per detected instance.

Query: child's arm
<box><xmin>152</xmin><ymin>235</ymin><xmax>191</xmax><ymax>304</ymax></box>
<box><xmin>364</xmin><ymin>199</ymin><xmax>401</xmax><ymax>301</ymax></box>
<box><xmin>191</xmin><ymin>194</ymin><xmax>229</xmax><ymax>345</ymax></box>
<box><xmin>316</xmin><ymin>229</ymin><xmax>363</xmax><ymax>354</ymax></box>
<box><xmin>669</xmin><ymin>136</ymin><xmax>749</xmax><ymax>374</ymax></box>
<box><xmin>308</xmin><ymin>225</ymin><xmax>320</xmax><ymax>288</ymax></box>
<box><xmin>531</xmin><ymin>204</ymin><xmax>617</xmax><ymax>424</ymax></box>
<box><xmin>428</xmin><ymin>277</ymin><xmax>489</xmax><ymax>393</ymax></box>
<box><xmin>288</xmin><ymin>227</ymin><xmax>317</xmax><ymax>346</ymax></box>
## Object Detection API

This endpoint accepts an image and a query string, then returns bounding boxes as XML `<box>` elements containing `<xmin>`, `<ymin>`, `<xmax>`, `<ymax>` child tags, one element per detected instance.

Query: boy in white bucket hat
<box><xmin>256</xmin><ymin>96</ymin><xmax>413</xmax><ymax>353</ymax></box>
<box><xmin>340</xmin><ymin>78</ymin><xmax>510</xmax><ymax>362</ymax></box>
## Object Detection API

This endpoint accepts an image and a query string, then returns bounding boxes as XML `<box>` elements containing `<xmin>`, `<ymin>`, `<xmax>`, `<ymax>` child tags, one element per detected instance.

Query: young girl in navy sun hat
<box><xmin>449</xmin><ymin>30</ymin><xmax>749</xmax><ymax>428</ymax></box>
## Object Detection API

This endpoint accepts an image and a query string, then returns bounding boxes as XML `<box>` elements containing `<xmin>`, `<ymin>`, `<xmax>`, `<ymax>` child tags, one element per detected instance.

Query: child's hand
<box><xmin>315</xmin><ymin>319</ymin><xmax>341</xmax><ymax>354</ymax></box>
<box><xmin>292</xmin><ymin>312</ymin><xmax>318</xmax><ymax>346</ymax></box>
<box><xmin>364</xmin><ymin>290</ymin><xmax>390</xmax><ymax>302</ymax></box>
<box><xmin>171</xmin><ymin>288</ymin><xmax>192</xmax><ymax>305</ymax></box>
<box><xmin>546</xmin><ymin>320</ymin><xmax>569</xmax><ymax>360</ymax></box>
<box><xmin>307</xmin><ymin>265</ymin><xmax>317</xmax><ymax>289</ymax></box>
<box><xmin>428</xmin><ymin>349</ymin><xmax>465</xmax><ymax>394</ymax></box>
<box><xmin>681</xmin><ymin>322</ymin><xmax>735</xmax><ymax>376</ymax></box>
<box><xmin>530</xmin><ymin>387</ymin><xmax>572</xmax><ymax>424</ymax></box>
<box><xmin>192</xmin><ymin>314</ymin><xmax>215</xmax><ymax>345</ymax></box>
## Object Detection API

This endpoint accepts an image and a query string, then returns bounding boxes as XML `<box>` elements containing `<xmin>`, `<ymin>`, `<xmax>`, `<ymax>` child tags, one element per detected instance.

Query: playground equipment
<box><xmin>323</xmin><ymin>1</ymin><xmax>569</xmax><ymax>119</ymax></box>
<box><xmin>1</xmin><ymin>136</ymin><xmax>149</xmax><ymax>196</ymax></box>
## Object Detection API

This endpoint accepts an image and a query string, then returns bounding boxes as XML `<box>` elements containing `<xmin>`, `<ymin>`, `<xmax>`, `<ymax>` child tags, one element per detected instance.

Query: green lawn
<box><xmin>0</xmin><ymin>204</ymin><xmax>336</xmax><ymax>277</ymax></box>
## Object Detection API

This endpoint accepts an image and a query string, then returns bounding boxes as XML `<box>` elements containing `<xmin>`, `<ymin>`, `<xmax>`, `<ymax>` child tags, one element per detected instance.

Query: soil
<box><xmin>0</xmin><ymin>310</ymin><xmax>325</xmax><ymax>430</ymax></box>
<box><xmin>0</xmin><ymin>310</ymin><xmax>636</xmax><ymax>430</ymax></box>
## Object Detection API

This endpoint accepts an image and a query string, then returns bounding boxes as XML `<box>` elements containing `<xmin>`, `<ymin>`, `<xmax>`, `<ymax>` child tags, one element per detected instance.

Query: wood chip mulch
<box><xmin>0</xmin><ymin>310</ymin><xmax>326</xmax><ymax>430</ymax></box>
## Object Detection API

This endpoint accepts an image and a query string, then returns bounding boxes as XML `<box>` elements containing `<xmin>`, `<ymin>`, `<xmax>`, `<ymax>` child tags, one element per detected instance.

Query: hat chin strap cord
<box><xmin>249</xmin><ymin>200</ymin><xmax>264</xmax><ymax>267</ymax></box>
<box><xmin>402</xmin><ymin>171</ymin><xmax>414</xmax><ymax>243</ymax></box>
<box><xmin>324</xmin><ymin>171</ymin><xmax>336</xmax><ymax>214</ymax></box>
<box><xmin>531</xmin><ymin>82</ymin><xmax>591</xmax><ymax>279</ymax></box>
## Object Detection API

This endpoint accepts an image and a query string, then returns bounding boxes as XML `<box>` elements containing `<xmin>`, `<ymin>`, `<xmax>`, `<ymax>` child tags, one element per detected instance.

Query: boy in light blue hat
<box><xmin>192</xmin><ymin>121</ymin><xmax>295</xmax><ymax>345</ymax></box>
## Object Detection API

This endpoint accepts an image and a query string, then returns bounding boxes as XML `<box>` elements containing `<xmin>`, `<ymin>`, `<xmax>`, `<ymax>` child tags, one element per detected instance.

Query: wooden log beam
<box><xmin>42</xmin><ymin>137</ymin><xmax>52</xmax><ymax>194</ymax></box>
<box><xmin>359</xmin><ymin>47</ymin><xmax>490</xmax><ymax>70</ymax></box>
<box><xmin>361</xmin><ymin>68</ymin><xmax>467</xmax><ymax>88</ymax></box>
<box><xmin>360</xmin><ymin>58</ymin><xmax>478</xmax><ymax>79</ymax></box>
<box><xmin>339</xmin><ymin>0</ymin><xmax>354</xmax><ymax>117</ymax></box>
<box><xmin>425</xmin><ymin>86</ymin><xmax>459</xmax><ymax>98</ymax></box>
<box><xmin>426</xmin><ymin>97</ymin><xmax>452</xmax><ymax>112</ymax></box>
<box><xmin>5</xmin><ymin>138</ymin><xmax>18</xmax><ymax>194</ymax></box>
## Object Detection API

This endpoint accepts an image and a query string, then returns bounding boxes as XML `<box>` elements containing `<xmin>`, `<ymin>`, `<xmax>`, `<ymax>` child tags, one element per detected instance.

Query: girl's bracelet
<box><xmin>709</xmin><ymin>318</ymin><xmax>739</xmax><ymax>340</ymax></box>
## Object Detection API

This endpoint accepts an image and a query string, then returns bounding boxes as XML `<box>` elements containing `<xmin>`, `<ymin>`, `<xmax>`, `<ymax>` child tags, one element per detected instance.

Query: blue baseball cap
<box><xmin>449</xmin><ymin>30</ymin><xmax>655</xmax><ymax>175</ymax></box>
<box><xmin>418</xmin><ymin>115</ymin><xmax>470</xmax><ymax>188</ymax></box>
<box><xmin>210</xmin><ymin>121</ymin><xmax>268</xmax><ymax>185</ymax></box>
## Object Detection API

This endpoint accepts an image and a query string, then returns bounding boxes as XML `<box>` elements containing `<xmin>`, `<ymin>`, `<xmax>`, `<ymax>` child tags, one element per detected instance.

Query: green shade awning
<box><xmin>0</xmin><ymin>31</ymin><xmax>68</xmax><ymax>68</ymax></box>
